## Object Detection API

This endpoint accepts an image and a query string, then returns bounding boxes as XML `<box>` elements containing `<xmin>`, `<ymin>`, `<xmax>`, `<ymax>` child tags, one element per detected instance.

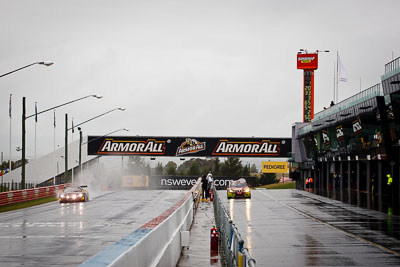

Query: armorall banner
<box><xmin>87</xmin><ymin>136</ymin><xmax>292</xmax><ymax>158</ymax></box>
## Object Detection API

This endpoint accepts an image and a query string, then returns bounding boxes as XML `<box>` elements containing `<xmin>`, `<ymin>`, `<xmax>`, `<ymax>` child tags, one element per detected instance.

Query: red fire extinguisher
<box><xmin>209</xmin><ymin>187</ymin><xmax>214</xmax><ymax>202</ymax></box>
<box><xmin>210</xmin><ymin>226</ymin><xmax>219</xmax><ymax>252</ymax></box>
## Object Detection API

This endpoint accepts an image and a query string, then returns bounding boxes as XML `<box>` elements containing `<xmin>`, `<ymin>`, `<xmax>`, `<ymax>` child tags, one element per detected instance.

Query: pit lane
<box><xmin>0</xmin><ymin>189</ymin><xmax>185</xmax><ymax>266</ymax></box>
<box><xmin>219</xmin><ymin>189</ymin><xmax>400</xmax><ymax>266</ymax></box>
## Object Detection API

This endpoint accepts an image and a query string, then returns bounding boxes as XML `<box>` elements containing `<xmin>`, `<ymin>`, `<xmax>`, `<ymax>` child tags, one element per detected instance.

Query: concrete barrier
<box><xmin>81</xmin><ymin>178</ymin><xmax>202</xmax><ymax>267</ymax></box>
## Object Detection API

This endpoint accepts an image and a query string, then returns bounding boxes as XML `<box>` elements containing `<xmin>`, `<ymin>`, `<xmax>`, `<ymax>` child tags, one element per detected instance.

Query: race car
<box><xmin>59</xmin><ymin>186</ymin><xmax>89</xmax><ymax>203</ymax></box>
<box><xmin>227</xmin><ymin>178</ymin><xmax>251</xmax><ymax>199</ymax></box>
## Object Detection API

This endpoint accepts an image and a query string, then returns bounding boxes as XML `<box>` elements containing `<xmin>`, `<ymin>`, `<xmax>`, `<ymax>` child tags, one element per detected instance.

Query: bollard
<box><xmin>210</xmin><ymin>226</ymin><xmax>219</xmax><ymax>252</ymax></box>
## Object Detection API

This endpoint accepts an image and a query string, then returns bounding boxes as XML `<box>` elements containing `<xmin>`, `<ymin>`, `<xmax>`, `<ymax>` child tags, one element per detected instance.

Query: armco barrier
<box><xmin>81</xmin><ymin>178</ymin><xmax>202</xmax><ymax>267</ymax></box>
<box><xmin>0</xmin><ymin>184</ymin><xmax>69</xmax><ymax>206</ymax></box>
<box><xmin>212</xmin><ymin>183</ymin><xmax>256</xmax><ymax>267</ymax></box>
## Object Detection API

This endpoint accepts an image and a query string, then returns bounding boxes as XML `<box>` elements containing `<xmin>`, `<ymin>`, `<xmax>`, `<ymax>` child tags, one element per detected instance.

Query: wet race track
<box><xmin>219</xmin><ymin>189</ymin><xmax>400</xmax><ymax>267</ymax></box>
<box><xmin>0</xmin><ymin>190</ymin><xmax>185</xmax><ymax>267</ymax></box>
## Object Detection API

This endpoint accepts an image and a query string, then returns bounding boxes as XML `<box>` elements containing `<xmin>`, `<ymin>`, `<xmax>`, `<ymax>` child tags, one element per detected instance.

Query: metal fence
<box><xmin>312</xmin><ymin>83</ymin><xmax>382</xmax><ymax>122</ymax></box>
<box><xmin>385</xmin><ymin>56</ymin><xmax>400</xmax><ymax>75</ymax></box>
<box><xmin>212</xmin><ymin>183</ymin><xmax>256</xmax><ymax>267</ymax></box>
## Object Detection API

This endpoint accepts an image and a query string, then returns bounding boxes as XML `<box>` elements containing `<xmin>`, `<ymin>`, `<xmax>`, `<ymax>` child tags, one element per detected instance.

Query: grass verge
<box><xmin>258</xmin><ymin>181</ymin><xmax>295</xmax><ymax>189</ymax></box>
<box><xmin>0</xmin><ymin>196</ymin><xmax>58</xmax><ymax>213</ymax></box>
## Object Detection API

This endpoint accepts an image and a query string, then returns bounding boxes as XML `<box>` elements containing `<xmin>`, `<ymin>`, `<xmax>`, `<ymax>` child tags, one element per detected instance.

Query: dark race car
<box><xmin>227</xmin><ymin>178</ymin><xmax>251</xmax><ymax>199</ymax></box>
<box><xmin>59</xmin><ymin>186</ymin><xmax>89</xmax><ymax>203</ymax></box>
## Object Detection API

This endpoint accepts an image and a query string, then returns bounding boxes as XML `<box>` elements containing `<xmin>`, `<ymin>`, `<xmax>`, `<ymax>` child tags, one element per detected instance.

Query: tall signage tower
<box><xmin>297</xmin><ymin>52</ymin><xmax>318</xmax><ymax>122</ymax></box>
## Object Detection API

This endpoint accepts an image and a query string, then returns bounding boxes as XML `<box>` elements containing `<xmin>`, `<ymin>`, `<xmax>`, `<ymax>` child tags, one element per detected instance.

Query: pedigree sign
<box><xmin>262</xmin><ymin>161</ymin><xmax>288</xmax><ymax>173</ymax></box>
<box><xmin>297</xmin><ymin>53</ymin><xmax>318</xmax><ymax>70</ymax></box>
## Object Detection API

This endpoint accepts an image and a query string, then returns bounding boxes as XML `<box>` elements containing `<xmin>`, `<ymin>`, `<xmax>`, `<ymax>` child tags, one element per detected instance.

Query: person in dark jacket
<box><xmin>205</xmin><ymin>172</ymin><xmax>213</xmax><ymax>199</ymax></box>
<box><xmin>201</xmin><ymin>175</ymin><xmax>207</xmax><ymax>199</ymax></box>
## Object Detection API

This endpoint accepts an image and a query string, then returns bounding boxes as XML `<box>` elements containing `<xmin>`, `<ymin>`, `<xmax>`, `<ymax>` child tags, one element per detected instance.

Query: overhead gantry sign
<box><xmin>87</xmin><ymin>136</ymin><xmax>292</xmax><ymax>158</ymax></box>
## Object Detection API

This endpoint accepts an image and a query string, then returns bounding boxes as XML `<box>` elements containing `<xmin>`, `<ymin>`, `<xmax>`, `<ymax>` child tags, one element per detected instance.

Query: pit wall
<box><xmin>0</xmin><ymin>184</ymin><xmax>69</xmax><ymax>206</ymax></box>
<box><xmin>81</xmin><ymin>178</ymin><xmax>202</xmax><ymax>267</ymax></box>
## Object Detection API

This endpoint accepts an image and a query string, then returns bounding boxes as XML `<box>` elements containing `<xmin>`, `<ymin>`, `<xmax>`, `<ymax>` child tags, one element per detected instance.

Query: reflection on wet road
<box><xmin>0</xmin><ymin>190</ymin><xmax>185</xmax><ymax>267</ymax></box>
<box><xmin>220</xmin><ymin>189</ymin><xmax>400</xmax><ymax>267</ymax></box>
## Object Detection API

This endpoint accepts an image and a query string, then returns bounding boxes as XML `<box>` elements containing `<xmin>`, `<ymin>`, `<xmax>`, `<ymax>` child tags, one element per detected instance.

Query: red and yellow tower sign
<box><xmin>297</xmin><ymin>53</ymin><xmax>318</xmax><ymax>122</ymax></box>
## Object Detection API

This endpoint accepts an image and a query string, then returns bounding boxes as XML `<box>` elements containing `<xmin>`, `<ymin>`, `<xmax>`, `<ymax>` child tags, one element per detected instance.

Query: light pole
<box><xmin>0</xmin><ymin>61</ymin><xmax>53</xmax><ymax>78</ymax></box>
<box><xmin>0</xmin><ymin>61</ymin><xmax>53</xmax><ymax>188</ymax></box>
<box><xmin>65</xmin><ymin>108</ymin><xmax>126</xmax><ymax>184</ymax></box>
<box><xmin>21</xmin><ymin>94</ymin><xmax>102</xmax><ymax>189</ymax></box>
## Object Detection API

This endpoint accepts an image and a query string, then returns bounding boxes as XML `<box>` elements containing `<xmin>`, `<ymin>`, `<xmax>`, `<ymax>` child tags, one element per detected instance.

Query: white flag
<box><xmin>338</xmin><ymin>54</ymin><xmax>348</xmax><ymax>82</ymax></box>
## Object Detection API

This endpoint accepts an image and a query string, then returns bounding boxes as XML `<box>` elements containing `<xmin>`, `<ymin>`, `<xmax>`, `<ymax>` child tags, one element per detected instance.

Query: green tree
<box><xmin>145</xmin><ymin>163</ymin><xmax>151</xmax><ymax>175</ymax></box>
<box><xmin>201</xmin><ymin>166</ymin><xmax>212</xmax><ymax>175</ymax></box>
<box><xmin>165</xmin><ymin>161</ymin><xmax>177</xmax><ymax>175</ymax></box>
<box><xmin>259</xmin><ymin>173</ymin><xmax>279</xmax><ymax>185</ymax></box>
<box><xmin>250</xmin><ymin>164</ymin><xmax>258</xmax><ymax>174</ymax></box>
<box><xmin>127</xmin><ymin>156</ymin><xmax>149</xmax><ymax>175</ymax></box>
<box><xmin>177</xmin><ymin>158</ymin><xmax>213</xmax><ymax>176</ymax></box>
<box><xmin>242</xmin><ymin>164</ymin><xmax>250</xmax><ymax>176</ymax></box>
<box><xmin>154</xmin><ymin>162</ymin><xmax>163</xmax><ymax>175</ymax></box>
<box><xmin>213</xmin><ymin>158</ymin><xmax>221</xmax><ymax>175</ymax></box>
<box><xmin>220</xmin><ymin>157</ymin><xmax>243</xmax><ymax>177</ymax></box>
<box><xmin>187</xmin><ymin>161</ymin><xmax>201</xmax><ymax>176</ymax></box>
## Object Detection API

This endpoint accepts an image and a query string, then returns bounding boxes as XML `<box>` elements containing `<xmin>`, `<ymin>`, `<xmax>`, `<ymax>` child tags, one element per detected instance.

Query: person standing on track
<box><xmin>201</xmin><ymin>175</ymin><xmax>208</xmax><ymax>199</ymax></box>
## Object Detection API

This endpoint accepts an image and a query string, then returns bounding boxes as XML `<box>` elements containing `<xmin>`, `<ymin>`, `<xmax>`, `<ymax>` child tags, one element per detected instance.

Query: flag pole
<box><xmin>336</xmin><ymin>51</ymin><xmax>339</xmax><ymax>103</ymax></box>
<box><xmin>53</xmin><ymin>109</ymin><xmax>56</xmax><ymax>185</ymax></box>
<box><xmin>333</xmin><ymin>61</ymin><xmax>336</xmax><ymax>104</ymax></box>
<box><xmin>9</xmin><ymin>94</ymin><xmax>12</xmax><ymax>172</ymax></box>
<box><xmin>34</xmin><ymin>102</ymin><xmax>37</xmax><ymax>160</ymax></box>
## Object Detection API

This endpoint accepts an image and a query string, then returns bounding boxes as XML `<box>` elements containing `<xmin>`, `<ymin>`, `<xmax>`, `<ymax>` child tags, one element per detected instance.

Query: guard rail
<box><xmin>0</xmin><ymin>184</ymin><xmax>69</xmax><ymax>206</ymax></box>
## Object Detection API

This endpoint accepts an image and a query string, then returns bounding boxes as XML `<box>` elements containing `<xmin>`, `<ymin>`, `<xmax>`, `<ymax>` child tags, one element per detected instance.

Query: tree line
<box><xmin>125</xmin><ymin>156</ymin><xmax>258</xmax><ymax>177</ymax></box>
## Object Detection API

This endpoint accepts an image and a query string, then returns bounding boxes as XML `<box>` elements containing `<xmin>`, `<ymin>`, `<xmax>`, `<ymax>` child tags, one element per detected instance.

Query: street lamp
<box><xmin>81</xmin><ymin>128</ymin><xmax>130</xmax><ymax>145</ymax></box>
<box><xmin>65</xmin><ymin>108</ymin><xmax>126</xmax><ymax>183</ymax></box>
<box><xmin>21</xmin><ymin>94</ymin><xmax>102</xmax><ymax>189</ymax></box>
<box><xmin>1</xmin><ymin>61</ymin><xmax>54</xmax><ymax>188</ymax></box>
<box><xmin>0</xmin><ymin>61</ymin><xmax>54</xmax><ymax>78</ymax></box>
<box><xmin>68</xmin><ymin>107</ymin><xmax>126</xmax><ymax>131</ymax></box>
<box><xmin>298</xmin><ymin>49</ymin><xmax>329</xmax><ymax>54</ymax></box>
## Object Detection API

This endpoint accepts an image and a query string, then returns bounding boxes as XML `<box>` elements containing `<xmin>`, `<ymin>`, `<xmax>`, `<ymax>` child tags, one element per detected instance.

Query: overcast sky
<box><xmin>1</xmin><ymin>0</ymin><xmax>400</xmax><ymax>163</ymax></box>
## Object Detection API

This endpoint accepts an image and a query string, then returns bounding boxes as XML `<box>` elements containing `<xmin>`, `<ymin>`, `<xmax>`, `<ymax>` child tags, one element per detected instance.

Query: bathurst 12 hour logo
<box><xmin>176</xmin><ymin>138</ymin><xmax>206</xmax><ymax>156</ymax></box>
<box><xmin>98</xmin><ymin>139</ymin><xmax>166</xmax><ymax>155</ymax></box>
<box><xmin>212</xmin><ymin>139</ymin><xmax>280</xmax><ymax>156</ymax></box>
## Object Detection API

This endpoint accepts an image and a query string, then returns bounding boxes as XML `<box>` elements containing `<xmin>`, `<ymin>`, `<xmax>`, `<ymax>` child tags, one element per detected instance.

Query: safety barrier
<box><xmin>81</xmin><ymin>178</ymin><xmax>202</xmax><ymax>267</ymax></box>
<box><xmin>212</xmin><ymin>183</ymin><xmax>256</xmax><ymax>267</ymax></box>
<box><xmin>0</xmin><ymin>184</ymin><xmax>69</xmax><ymax>206</ymax></box>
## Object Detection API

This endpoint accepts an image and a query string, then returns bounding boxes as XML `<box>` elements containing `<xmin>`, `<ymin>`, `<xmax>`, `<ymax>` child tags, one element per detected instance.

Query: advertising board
<box><xmin>121</xmin><ymin>176</ymin><xmax>257</xmax><ymax>190</ymax></box>
<box><xmin>297</xmin><ymin>53</ymin><xmax>318</xmax><ymax>70</ymax></box>
<box><xmin>88</xmin><ymin>136</ymin><xmax>292</xmax><ymax>158</ymax></box>
<box><xmin>261</xmin><ymin>162</ymin><xmax>288</xmax><ymax>173</ymax></box>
